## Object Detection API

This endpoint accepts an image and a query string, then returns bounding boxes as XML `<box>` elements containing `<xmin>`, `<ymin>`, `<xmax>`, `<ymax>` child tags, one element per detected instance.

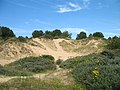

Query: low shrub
<box><xmin>0</xmin><ymin>66</ymin><xmax>32</xmax><ymax>76</ymax></box>
<box><xmin>17</xmin><ymin>36</ymin><xmax>27</xmax><ymax>43</ymax></box>
<box><xmin>0</xmin><ymin>55</ymin><xmax>56</xmax><ymax>76</ymax></box>
<box><xmin>72</xmin><ymin>51</ymin><xmax>120</xmax><ymax>90</ymax></box>
<box><xmin>100</xmin><ymin>50</ymin><xmax>115</xmax><ymax>59</ymax></box>
<box><xmin>56</xmin><ymin>59</ymin><xmax>63</xmax><ymax>65</ymax></box>
<box><xmin>5</xmin><ymin>55</ymin><xmax>56</xmax><ymax>73</ymax></box>
<box><xmin>42</xmin><ymin>55</ymin><xmax>55</xmax><ymax>60</ymax></box>
<box><xmin>59</xmin><ymin>54</ymin><xmax>96</xmax><ymax>69</ymax></box>
<box><xmin>107</xmin><ymin>38</ymin><xmax>120</xmax><ymax>49</ymax></box>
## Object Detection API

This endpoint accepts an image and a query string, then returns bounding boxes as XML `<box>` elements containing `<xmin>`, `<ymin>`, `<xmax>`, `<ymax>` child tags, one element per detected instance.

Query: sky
<box><xmin>0</xmin><ymin>0</ymin><xmax>120</xmax><ymax>38</ymax></box>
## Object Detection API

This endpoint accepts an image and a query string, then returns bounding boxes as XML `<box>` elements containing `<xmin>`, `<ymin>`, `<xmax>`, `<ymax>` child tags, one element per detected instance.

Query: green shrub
<box><xmin>42</xmin><ymin>55</ymin><xmax>55</xmax><ymax>60</ymax></box>
<box><xmin>0</xmin><ymin>65</ymin><xmax>32</xmax><ymax>76</ymax></box>
<box><xmin>100</xmin><ymin>50</ymin><xmax>115</xmax><ymax>59</ymax></box>
<box><xmin>5</xmin><ymin>55</ymin><xmax>56</xmax><ymax>73</ymax></box>
<box><xmin>72</xmin><ymin>51</ymin><xmax>120</xmax><ymax>90</ymax></box>
<box><xmin>0</xmin><ymin>55</ymin><xmax>56</xmax><ymax>76</ymax></box>
<box><xmin>107</xmin><ymin>38</ymin><xmax>120</xmax><ymax>49</ymax></box>
<box><xmin>60</xmin><ymin>54</ymin><xmax>96</xmax><ymax>69</ymax></box>
<box><xmin>0</xmin><ymin>64</ymin><xmax>3</xmax><ymax>68</ymax></box>
<box><xmin>17</xmin><ymin>36</ymin><xmax>27</xmax><ymax>42</ymax></box>
<box><xmin>56</xmin><ymin>59</ymin><xmax>63</xmax><ymax>65</ymax></box>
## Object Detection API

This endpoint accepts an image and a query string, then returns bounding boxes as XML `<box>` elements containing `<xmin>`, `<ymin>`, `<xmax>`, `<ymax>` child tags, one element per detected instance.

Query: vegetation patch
<box><xmin>60</xmin><ymin>50</ymin><xmax>120</xmax><ymax>90</ymax></box>
<box><xmin>68</xmin><ymin>51</ymin><xmax>120</xmax><ymax>90</ymax></box>
<box><xmin>59</xmin><ymin>40</ymin><xmax>74</xmax><ymax>52</ymax></box>
<box><xmin>0</xmin><ymin>55</ymin><xmax>56</xmax><ymax>76</ymax></box>
<box><xmin>0</xmin><ymin>78</ymin><xmax>83</xmax><ymax>90</ymax></box>
<box><xmin>107</xmin><ymin>37</ymin><xmax>120</xmax><ymax>49</ymax></box>
<box><xmin>60</xmin><ymin>54</ymin><xmax>99</xmax><ymax>69</ymax></box>
<box><xmin>56</xmin><ymin>59</ymin><xmax>63</xmax><ymax>65</ymax></box>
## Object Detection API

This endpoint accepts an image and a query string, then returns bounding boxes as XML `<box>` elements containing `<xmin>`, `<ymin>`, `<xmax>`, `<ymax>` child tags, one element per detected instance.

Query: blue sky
<box><xmin>0</xmin><ymin>0</ymin><xmax>120</xmax><ymax>38</ymax></box>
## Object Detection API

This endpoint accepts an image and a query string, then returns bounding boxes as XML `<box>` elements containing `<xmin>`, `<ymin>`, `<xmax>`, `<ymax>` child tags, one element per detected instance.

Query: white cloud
<box><xmin>24</xmin><ymin>19</ymin><xmax>50</xmax><ymax>25</ymax></box>
<box><xmin>57</xmin><ymin>2</ymin><xmax>82</xmax><ymax>13</ymax></box>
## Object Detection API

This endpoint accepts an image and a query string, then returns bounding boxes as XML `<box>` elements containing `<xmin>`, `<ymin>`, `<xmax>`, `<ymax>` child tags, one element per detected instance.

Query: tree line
<box><xmin>32</xmin><ymin>29</ymin><xmax>71</xmax><ymax>39</ymax></box>
<box><xmin>0</xmin><ymin>26</ymin><xmax>119</xmax><ymax>40</ymax></box>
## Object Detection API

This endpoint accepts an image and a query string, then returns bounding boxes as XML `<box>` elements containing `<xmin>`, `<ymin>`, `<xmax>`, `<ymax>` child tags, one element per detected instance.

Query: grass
<box><xmin>41</xmin><ymin>38</ymin><xmax>57</xmax><ymax>51</ymax></box>
<box><xmin>28</xmin><ymin>40</ymin><xmax>46</xmax><ymax>50</ymax></box>
<box><xmin>59</xmin><ymin>40</ymin><xmax>74</xmax><ymax>52</ymax></box>
<box><xmin>0</xmin><ymin>78</ymin><xmax>84</xmax><ymax>90</ymax></box>
<box><xmin>59</xmin><ymin>38</ymin><xmax>105</xmax><ymax>53</ymax></box>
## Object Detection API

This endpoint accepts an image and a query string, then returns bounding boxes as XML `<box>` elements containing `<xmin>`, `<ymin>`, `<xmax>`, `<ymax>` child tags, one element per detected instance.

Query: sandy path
<box><xmin>0</xmin><ymin>69</ymin><xmax>72</xmax><ymax>85</ymax></box>
<box><xmin>0</xmin><ymin>77</ymin><xmax>16</xmax><ymax>83</ymax></box>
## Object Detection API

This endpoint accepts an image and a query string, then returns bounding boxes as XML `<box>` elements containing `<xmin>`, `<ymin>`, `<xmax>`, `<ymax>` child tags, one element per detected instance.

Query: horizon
<box><xmin>0</xmin><ymin>0</ymin><xmax>120</xmax><ymax>38</ymax></box>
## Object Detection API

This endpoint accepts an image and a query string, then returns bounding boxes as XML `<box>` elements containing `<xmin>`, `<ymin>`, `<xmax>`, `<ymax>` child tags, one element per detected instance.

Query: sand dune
<box><xmin>0</xmin><ymin>38</ymin><xmax>104</xmax><ymax>65</ymax></box>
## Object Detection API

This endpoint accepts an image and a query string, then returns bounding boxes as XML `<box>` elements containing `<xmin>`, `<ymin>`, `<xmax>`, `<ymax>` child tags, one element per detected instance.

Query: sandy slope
<box><xmin>32</xmin><ymin>38</ymin><xmax>77</xmax><ymax>60</ymax></box>
<box><xmin>0</xmin><ymin>38</ymin><xmax>104</xmax><ymax>65</ymax></box>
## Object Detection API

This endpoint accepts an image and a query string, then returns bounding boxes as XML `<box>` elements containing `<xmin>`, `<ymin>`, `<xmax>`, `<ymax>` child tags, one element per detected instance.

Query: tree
<box><xmin>93</xmin><ymin>32</ymin><xmax>104</xmax><ymax>38</ymax></box>
<box><xmin>108</xmin><ymin>37</ymin><xmax>112</xmax><ymax>40</ymax></box>
<box><xmin>32</xmin><ymin>30</ymin><xmax>44</xmax><ymax>38</ymax></box>
<box><xmin>44</xmin><ymin>30</ymin><xmax>53</xmax><ymax>39</ymax></box>
<box><xmin>45</xmin><ymin>30</ymin><xmax>52</xmax><ymax>35</ymax></box>
<box><xmin>112</xmin><ymin>36</ymin><xmax>118</xmax><ymax>39</ymax></box>
<box><xmin>0</xmin><ymin>26</ymin><xmax>15</xmax><ymax>39</ymax></box>
<box><xmin>89</xmin><ymin>33</ymin><xmax>93</xmax><ymax>38</ymax></box>
<box><xmin>52</xmin><ymin>29</ymin><xmax>62</xmax><ymax>37</ymax></box>
<box><xmin>61</xmin><ymin>31</ymin><xmax>72</xmax><ymax>39</ymax></box>
<box><xmin>76</xmin><ymin>31</ymin><xmax>87</xmax><ymax>40</ymax></box>
<box><xmin>17</xmin><ymin>36</ymin><xmax>26</xmax><ymax>42</ymax></box>
<box><xmin>107</xmin><ymin>36</ymin><xmax>120</xmax><ymax>49</ymax></box>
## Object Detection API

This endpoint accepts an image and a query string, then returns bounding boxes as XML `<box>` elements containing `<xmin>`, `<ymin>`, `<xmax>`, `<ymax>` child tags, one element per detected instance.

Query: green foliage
<box><xmin>107</xmin><ymin>37</ymin><xmax>120</xmax><ymax>49</ymax></box>
<box><xmin>42</xmin><ymin>55</ymin><xmax>55</xmax><ymax>60</ymax></box>
<box><xmin>44</xmin><ymin>30</ymin><xmax>53</xmax><ymax>39</ymax></box>
<box><xmin>5</xmin><ymin>55</ymin><xmax>56</xmax><ymax>73</ymax></box>
<box><xmin>112</xmin><ymin>36</ymin><xmax>119</xmax><ymax>39</ymax></box>
<box><xmin>61</xmin><ymin>31</ymin><xmax>72</xmax><ymax>39</ymax></box>
<box><xmin>93</xmin><ymin>32</ymin><xmax>104</xmax><ymax>38</ymax></box>
<box><xmin>32</xmin><ymin>30</ymin><xmax>44</xmax><ymax>38</ymax></box>
<box><xmin>17</xmin><ymin>36</ymin><xmax>27</xmax><ymax>42</ymax></box>
<box><xmin>101</xmin><ymin>50</ymin><xmax>115</xmax><ymax>59</ymax></box>
<box><xmin>32</xmin><ymin>29</ymin><xmax>71</xmax><ymax>39</ymax></box>
<box><xmin>0</xmin><ymin>78</ymin><xmax>83</xmax><ymax>90</ymax></box>
<box><xmin>60</xmin><ymin>50</ymin><xmax>120</xmax><ymax>90</ymax></box>
<box><xmin>88</xmin><ymin>33</ymin><xmax>93</xmax><ymax>38</ymax></box>
<box><xmin>0</xmin><ymin>64</ymin><xmax>31</xmax><ymax>76</ymax></box>
<box><xmin>71</xmin><ymin>51</ymin><xmax>120</xmax><ymax>90</ymax></box>
<box><xmin>0</xmin><ymin>26</ymin><xmax>15</xmax><ymax>40</ymax></box>
<box><xmin>108</xmin><ymin>37</ymin><xmax>112</xmax><ymax>40</ymax></box>
<box><xmin>76</xmin><ymin>31</ymin><xmax>87</xmax><ymax>40</ymax></box>
<box><xmin>52</xmin><ymin>29</ymin><xmax>62</xmax><ymax>37</ymax></box>
<box><xmin>0</xmin><ymin>55</ymin><xmax>56</xmax><ymax>76</ymax></box>
<box><xmin>60</xmin><ymin>55</ymin><xmax>95</xmax><ymax>69</ymax></box>
<box><xmin>56</xmin><ymin>59</ymin><xmax>63</xmax><ymax>65</ymax></box>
